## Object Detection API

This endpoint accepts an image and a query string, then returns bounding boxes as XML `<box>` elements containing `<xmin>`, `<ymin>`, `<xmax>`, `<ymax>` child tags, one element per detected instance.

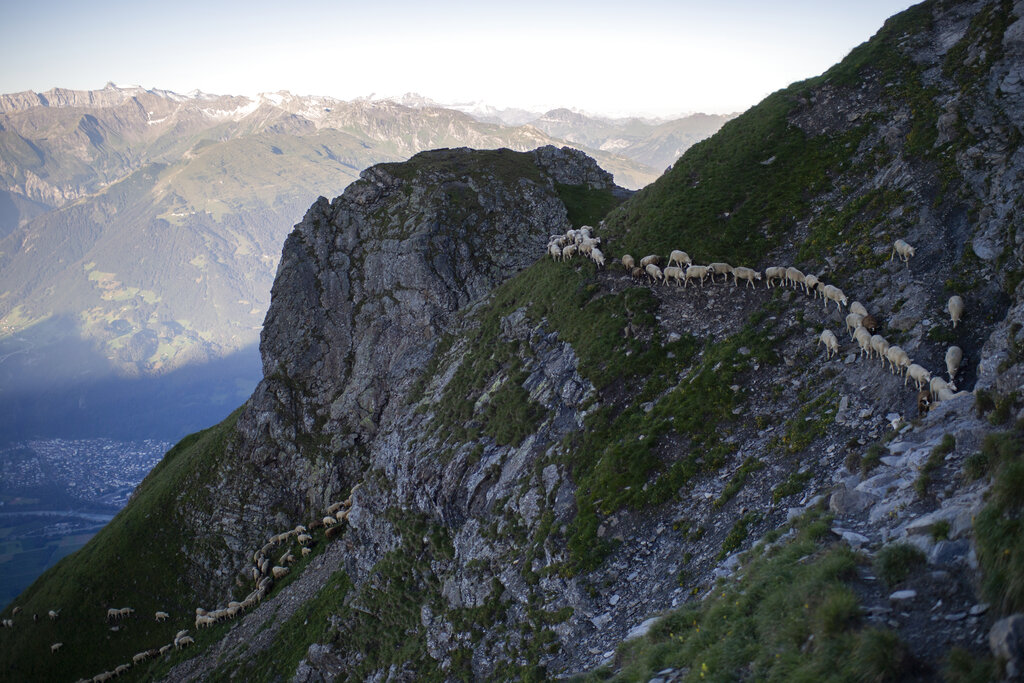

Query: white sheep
<box><xmin>195</xmin><ymin>607</ymin><xmax>207</xmax><ymax>616</ymax></box>
<box><xmin>870</xmin><ymin>335</ymin><xmax>890</xmax><ymax>364</ymax></box>
<box><xmin>785</xmin><ymin>266</ymin><xmax>806</xmax><ymax>292</ymax></box>
<box><xmin>590</xmin><ymin>248</ymin><xmax>606</xmax><ymax>268</ymax></box>
<box><xmin>561</xmin><ymin>244</ymin><xmax>577</xmax><ymax>260</ymax></box>
<box><xmin>548</xmin><ymin>243</ymin><xmax>561</xmax><ymax>261</ymax></box>
<box><xmin>663</xmin><ymin>266</ymin><xmax>685</xmax><ymax>286</ymax></box>
<box><xmin>323</xmin><ymin>515</ymin><xmax>338</xmax><ymax>527</ymax></box>
<box><xmin>886</xmin><ymin>346</ymin><xmax>911</xmax><ymax>375</ymax></box>
<box><xmin>176</xmin><ymin>636</ymin><xmax>194</xmax><ymax>649</ymax></box>
<box><xmin>294</xmin><ymin>524</ymin><xmax>307</xmax><ymax>534</ymax></box>
<box><xmin>175</xmin><ymin>629</ymin><xmax>189</xmax><ymax>642</ymax></box>
<box><xmin>849</xmin><ymin>301</ymin><xmax>868</xmax><ymax>318</ymax></box>
<box><xmin>845</xmin><ymin>313</ymin><xmax>864</xmax><ymax>338</ymax></box>
<box><xmin>948</xmin><ymin>295</ymin><xmax>964</xmax><ymax>328</ymax></box>
<box><xmin>48</xmin><ymin>609</ymin><xmax>60</xmax><ymax>621</ymax></box>
<box><xmin>159</xmin><ymin>644</ymin><xmax>173</xmax><ymax>656</ymax></box>
<box><xmin>708</xmin><ymin>262</ymin><xmax>734</xmax><ymax>283</ymax></box>
<box><xmin>620</xmin><ymin>254</ymin><xmax>635</xmax><ymax>270</ymax></box>
<box><xmin>155</xmin><ymin>611</ymin><xmax>169</xmax><ymax>622</ymax></box>
<box><xmin>668</xmin><ymin>250</ymin><xmax>692</xmax><ymax>268</ymax></box>
<box><xmin>946</xmin><ymin>345</ymin><xmax>963</xmax><ymax>382</ymax></box>
<box><xmin>1</xmin><ymin>619</ymin><xmax>12</xmax><ymax>628</ymax></box>
<box><xmin>930</xmin><ymin>376</ymin><xmax>957</xmax><ymax>401</ymax></box>
<box><xmin>301</xmin><ymin>547</ymin><xmax>311</xmax><ymax>557</ymax></box>
<box><xmin>891</xmin><ymin>239</ymin><xmax>915</xmax><ymax>263</ymax></box>
<box><xmin>645</xmin><ymin>263</ymin><xmax>665</xmax><ymax>285</ymax></box>
<box><xmin>906</xmin><ymin>363</ymin><xmax>932</xmax><ymax>390</ymax></box>
<box><xmin>132</xmin><ymin>651</ymin><xmax>150</xmax><ymax>665</ymax></box>
<box><xmin>854</xmin><ymin>326</ymin><xmax>872</xmax><ymax>358</ymax></box>
<box><xmin>804</xmin><ymin>274</ymin><xmax>821</xmax><ymax>298</ymax></box>
<box><xmin>818</xmin><ymin>330</ymin><xmax>840</xmax><ymax>359</ymax></box>
<box><xmin>640</xmin><ymin>254</ymin><xmax>662</xmax><ymax>268</ymax></box>
<box><xmin>114</xmin><ymin>664</ymin><xmax>130</xmax><ymax>676</ymax></box>
<box><xmin>732</xmin><ymin>267</ymin><xmax>762</xmax><ymax>288</ymax></box>
<box><xmin>51</xmin><ymin>642</ymin><xmax>63</xmax><ymax>653</ymax></box>
<box><xmin>684</xmin><ymin>265</ymin><xmax>709</xmax><ymax>288</ymax></box>
<box><xmin>297</xmin><ymin>533</ymin><xmax>312</xmax><ymax>545</ymax></box>
<box><xmin>821</xmin><ymin>285</ymin><xmax>848</xmax><ymax>310</ymax></box>
<box><xmin>764</xmin><ymin>266</ymin><xmax>787</xmax><ymax>288</ymax></box>
<box><xmin>272</xmin><ymin>565</ymin><xmax>290</xmax><ymax>579</ymax></box>
<box><xmin>578</xmin><ymin>238</ymin><xmax>599</xmax><ymax>255</ymax></box>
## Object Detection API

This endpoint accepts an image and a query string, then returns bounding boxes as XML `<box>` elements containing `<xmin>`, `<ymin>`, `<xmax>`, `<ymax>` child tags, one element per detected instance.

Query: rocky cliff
<box><xmin>4</xmin><ymin>0</ymin><xmax>1024</xmax><ymax>680</ymax></box>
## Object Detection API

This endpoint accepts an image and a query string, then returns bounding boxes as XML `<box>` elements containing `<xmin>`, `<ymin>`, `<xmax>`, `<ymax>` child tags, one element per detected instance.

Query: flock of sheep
<box><xmin>547</xmin><ymin>228</ymin><xmax>970</xmax><ymax>414</ymax></box>
<box><xmin>4</xmin><ymin>488</ymin><xmax>358</xmax><ymax>682</ymax></box>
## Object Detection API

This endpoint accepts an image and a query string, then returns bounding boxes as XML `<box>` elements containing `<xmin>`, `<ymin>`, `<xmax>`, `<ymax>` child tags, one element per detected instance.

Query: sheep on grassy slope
<box><xmin>155</xmin><ymin>611</ymin><xmax>169</xmax><ymax>622</ymax></box>
<box><xmin>821</xmin><ymin>285</ymin><xmax>848</xmax><ymax>310</ymax></box>
<box><xmin>906</xmin><ymin>363</ymin><xmax>932</xmax><ymax>391</ymax></box>
<box><xmin>804</xmin><ymin>274</ymin><xmax>820</xmax><ymax>297</ymax></box>
<box><xmin>645</xmin><ymin>263</ymin><xmax>664</xmax><ymax>285</ymax></box>
<box><xmin>948</xmin><ymin>295</ymin><xmax>964</xmax><ymax>328</ymax></box>
<box><xmin>732</xmin><ymin>267</ymin><xmax>762</xmax><ymax>288</ymax></box>
<box><xmin>891</xmin><ymin>239</ymin><xmax>915</xmax><ymax>263</ymax></box>
<box><xmin>323</xmin><ymin>515</ymin><xmax>337</xmax><ymax>527</ymax></box>
<box><xmin>764</xmin><ymin>266</ymin><xmax>786</xmax><ymax>288</ymax></box>
<box><xmin>668</xmin><ymin>250</ymin><xmax>691</xmax><ymax>268</ymax></box>
<box><xmin>818</xmin><ymin>330</ymin><xmax>840</xmax><ymax>359</ymax></box>
<box><xmin>176</xmin><ymin>636</ymin><xmax>194</xmax><ymax>649</ymax></box>
<box><xmin>708</xmin><ymin>262</ymin><xmax>734</xmax><ymax>283</ymax></box>
<box><xmin>272</xmin><ymin>565</ymin><xmax>290</xmax><ymax>579</ymax></box>
<box><xmin>48</xmin><ymin>609</ymin><xmax>59</xmax><ymax>620</ymax></box>
<box><xmin>590</xmin><ymin>248</ymin><xmax>606</xmax><ymax>268</ymax></box>
<box><xmin>785</xmin><ymin>266</ymin><xmax>806</xmax><ymax>292</ymax></box>
<box><xmin>630</xmin><ymin>266</ymin><xmax>644</xmax><ymax>282</ymax></box>
<box><xmin>621</xmin><ymin>254</ymin><xmax>635</xmax><ymax>270</ymax></box>
<box><xmin>684</xmin><ymin>265</ymin><xmax>709</xmax><ymax>288</ymax></box>
<box><xmin>946</xmin><ymin>345</ymin><xmax>963</xmax><ymax>382</ymax></box>
<box><xmin>640</xmin><ymin>255</ymin><xmax>662</xmax><ymax>268</ymax></box>
<box><xmin>548</xmin><ymin>243</ymin><xmax>561</xmax><ymax>261</ymax></box>
<box><xmin>561</xmin><ymin>244</ymin><xmax>577</xmax><ymax>261</ymax></box>
<box><xmin>50</xmin><ymin>642</ymin><xmax>62</xmax><ymax>653</ymax></box>
<box><xmin>663</xmin><ymin>266</ymin><xmax>684</xmax><ymax>286</ymax></box>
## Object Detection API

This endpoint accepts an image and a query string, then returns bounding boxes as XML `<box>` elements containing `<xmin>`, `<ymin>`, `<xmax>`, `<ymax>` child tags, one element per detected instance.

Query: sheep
<box><xmin>860</xmin><ymin>314</ymin><xmax>879</xmax><ymax>334</ymax></box>
<box><xmin>621</xmin><ymin>254</ymin><xmax>635</xmax><ymax>270</ymax></box>
<box><xmin>930</xmin><ymin>376</ymin><xmax>956</xmax><ymax>401</ymax></box>
<box><xmin>630</xmin><ymin>266</ymin><xmax>644</xmax><ymax>282</ymax></box>
<box><xmin>155</xmin><ymin>611</ymin><xmax>169</xmax><ymax>622</ymax></box>
<box><xmin>849</xmin><ymin>301</ymin><xmax>868</xmax><ymax>318</ymax></box>
<box><xmin>294</xmin><ymin>524</ymin><xmax>307</xmax><ymax>534</ymax></box>
<box><xmin>668</xmin><ymin>250</ymin><xmax>692</xmax><ymax>268</ymax></box>
<box><xmin>252</xmin><ymin>567</ymin><xmax>261</xmax><ymax>583</ymax></box>
<box><xmin>106</xmin><ymin>608</ymin><xmax>119</xmax><ymax>621</ymax></box>
<box><xmin>870</xmin><ymin>335</ymin><xmax>890</xmax><ymax>364</ymax></box>
<box><xmin>176</xmin><ymin>636</ymin><xmax>194</xmax><ymax>649</ymax></box>
<box><xmin>852</xmin><ymin>326</ymin><xmax>871</xmax><ymax>357</ymax></box>
<box><xmin>175</xmin><ymin>629</ymin><xmax>189</xmax><ymax>643</ymax></box>
<box><xmin>732</xmin><ymin>267</ymin><xmax>762</xmax><ymax>288</ymax></box>
<box><xmin>845</xmin><ymin>313</ymin><xmax>864</xmax><ymax>338</ymax></box>
<box><xmin>309</xmin><ymin>519</ymin><xmax>324</xmax><ymax>530</ymax></box>
<box><xmin>11</xmin><ymin>607</ymin><xmax>20</xmax><ymax>616</ymax></box>
<box><xmin>821</xmin><ymin>285</ymin><xmax>848</xmax><ymax>310</ymax></box>
<box><xmin>905</xmin><ymin>363</ymin><xmax>932</xmax><ymax>390</ymax></box>
<box><xmin>891</xmin><ymin>239</ymin><xmax>915</xmax><ymax>263</ymax></box>
<box><xmin>94</xmin><ymin>672</ymin><xmax>114</xmax><ymax>683</ymax></box>
<box><xmin>548</xmin><ymin>243</ymin><xmax>562</xmax><ymax>261</ymax></box>
<box><xmin>640</xmin><ymin>254</ymin><xmax>662</xmax><ymax>268</ymax></box>
<box><xmin>935</xmin><ymin>387</ymin><xmax>972</xmax><ymax>402</ymax></box>
<box><xmin>764</xmin><ymin>266</ymin><xmax>787</xmax><ymax>288</ymax></box>
<box><xmin>561</xmin><ymin>244</ymin><xmax>577</xmax><ymax>260</ymax></box>
<box><xmin>684</xmin><ymin>265</ymin><xmax>710</xmax><ymax>288</ymax></box>
<box><xmin>258</xmin><ymin>576</ymin><xmax>274</xmax><ymax>591</ymax></box>
<box><xmin>645</xmin><ymin>263</ymin><xmax>664</xmax><ymax>285</ymax></box>
<box><xmin>948</xmin><ymin>295</ymin><xmax>964</xmax><ymax>327</ymax></box>
<box><xmin>917</xmin><ymin>390</ymin><xmax>932</xmax><ymax>416</ymax></box>
<box><xmin>886</xmin><ymin>346</ymin><xmax>911</xmax><ymax>375</ymax></box>
<box><xmin>578</xmin><ymin>238</ymin><xmax>599</xmax><ymax>256</ymax></box>
<box><xmin>48</xmin><ymin>609</ymin><xmax>60</xmax><ymax>620</ymax></box>
<box><xmin>804</xmin><ymin>274</ymin><xmax>821</xmax><ymax>297</ymax></box>
<box><xmin>259</xmin><ymin>558</ymin><xmax>270</xmax><ymax>575</ymax></box>
<box><xmin>323</xmin><ymin>515</ymin><xmax>338</xmax><ymax>527</ymax></box>
<box><xmin>272</xmin><ymin>566</ymin><xmax>290</xmax><ymax>579</ymax></box>
<box><xmin>159</xmin><ymin>644</ymin><xmax>173</xmax><ymax>656</ymax></box>
<box><xmin>708</xmin><ymin>262</ymin><xmax>734</xmax><ymax>283</ymax></box>
<box><xmin>785</xmin><ymin>266</ymin><xmax>806</xmax><ymax>292</ymax></box>
<box><xmin>297</xmin><ymin>533</ymin><xmax>313</xmax><ymax>545</ymax></box>
<box><xmin>133</xmin><ymin>652</ymin><xmax>151</xmax><ymax>665</ymax></box>
<box><xmin>590</xmin><ymin>248</ymin><xmax>606</xmax><ymax>268</ymax></box>
<box><xmin>818</xmin><ymin>330</ymin><xmax>840</xmax><ymax>359</ymax></box>
<box><xmin>326</xmin><ymin>524</ymin><xmax>345</xmax><ymax>540</ymax></box>
<box><xmin>1</xmin><ymin>619</ymin><xmax>12</xmax><ymax>628</ymax></box>
<box><xmin>663</xmin><ymin>266</ymin><xmax>684</xmax><ymax>286</ymax></box>
<box><xmin>114</xmin><ymin>664</ymin><xmax>131</xmax><ymax>676</ymax></box>
<box><xmin>118</xmin><ymin>607</ymin><xmax>134</xmax><ymax>618</ymax></box>
<box><xmin>51</xmin><ymin>642</ymin><xmax>63</xmax><ymax>653</ymax></box>
<box><xmin>301</xmin><ymin>547</ymin><xmax>311</xmax><ymax>557</ymax></box>
<box><xmin>195</xmin><ymin>608</ymin><xmax>208</xmax><ymax>617</ymax></box>
<box><xmin>946</xmin><ymin>345</ymin><xmax>963</xmax><ymax>382</ymax></box>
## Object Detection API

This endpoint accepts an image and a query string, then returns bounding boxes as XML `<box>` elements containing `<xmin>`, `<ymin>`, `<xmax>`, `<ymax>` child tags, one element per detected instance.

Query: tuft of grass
<box><xmin>714</xmin><ymin>457</ymin><xmax>765</xmax><ymax>508</ymax></box>
<box><xmin>943</xmin><ymin>646</ymin><xmax>996</xmax><ymax>683</ymax></box>
<box><xmin>873</xmin><ymin>543</ymin><xmax>926</xmax><ymax>587</ymax></box>
<box><xmin>772</xmin><ymin>470</ymin><xmax>814</xmax><ymax>504</ymax></box>
<box><xmin>861</xmin><ymin>443</ymin><xmax>885</xmax><ymax>475</ymax></box>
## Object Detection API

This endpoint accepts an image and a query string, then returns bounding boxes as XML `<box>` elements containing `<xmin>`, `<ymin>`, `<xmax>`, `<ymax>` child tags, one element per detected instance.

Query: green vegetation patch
<box><xmin>555</xmin><ymin>183</ymin><xmax>627</xmax><ymax>229</ymax></box>
<box><xmin>578</xmin><ymin>510</ymin><xmax>915</xmax><ymax>682</ymax></box>
<box><xmin>873</xmin><ymin>542</ymin><xmax>926</xmax><ymax>587</ymax></box>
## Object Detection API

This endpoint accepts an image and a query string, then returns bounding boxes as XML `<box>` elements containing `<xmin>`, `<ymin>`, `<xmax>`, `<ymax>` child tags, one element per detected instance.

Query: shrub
<box><xmin>874</xmin><ymin>543</ymin><xmax>926</xmax><ymax>586</ymax></box>
<box><xmin>861</xmin><ymin>443</ymin><xmax>885</xmax><ymax>475</ymax></box>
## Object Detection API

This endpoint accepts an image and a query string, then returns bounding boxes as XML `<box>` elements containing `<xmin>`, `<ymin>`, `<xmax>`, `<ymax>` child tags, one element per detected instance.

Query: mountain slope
<box><xmin>4</xmin><ymin>0</ymin><xmax>1024</xmax><ymax>679</ymax></box>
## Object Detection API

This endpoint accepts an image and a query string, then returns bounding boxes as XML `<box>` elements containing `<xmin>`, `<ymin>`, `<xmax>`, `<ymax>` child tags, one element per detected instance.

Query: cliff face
<box><xmin>6</xmin><ymin>1</ymin><xmax>1024</xmax><ymax>681</ymax></box>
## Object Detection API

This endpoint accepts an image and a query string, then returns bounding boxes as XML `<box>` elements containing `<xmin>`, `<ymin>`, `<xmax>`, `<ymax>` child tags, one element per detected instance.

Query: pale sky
<box><xmin>1</xmin><ymin>0</ymin><xmax>920</xmax><ymax>117</ymax></box>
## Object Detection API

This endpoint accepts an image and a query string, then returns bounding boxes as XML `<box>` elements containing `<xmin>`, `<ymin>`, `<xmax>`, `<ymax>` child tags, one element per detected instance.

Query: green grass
<box><xmin>873</xmin><ymin>543</ymin><xmax>926</xmax><ymax>587</ymax></box>
<box><xmin>915</xmin><ymin>433</ymin><xmax>955</xmax><ymax>497</ymax></box>
<box><xmin>0</xmin><ymin>409</ymin><xmax>242</xmax><ymax>682</ymax></box>
<box><xmin>714</xmin><ymin>457</ymin><xmax>765</xmax><ymax>509</ymax></box>
<box><xmin>575</xmin><ymin>510</ymin><xmax>915</xmax><ymax>682</ymax></box>
<box><xmin>556</xmin><ymin>183</ymin><xmax>628</xmax><ymax>229</ymax></box>
<box><xmin>772</xmin><ymin>470</ymin><xmax>814</xmax><ymax>504</ymax></box>
<box><xmin>973</xmin><ymin>425</ymin><xmax>1024</xmax><ymax>614</ymax></box>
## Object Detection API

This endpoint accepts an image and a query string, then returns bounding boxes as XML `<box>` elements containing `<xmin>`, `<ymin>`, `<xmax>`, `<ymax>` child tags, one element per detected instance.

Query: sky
<box><xmin>1</xmin><ymin>0</ymin><xmax>920</xmax><ymax>118</ymax></box>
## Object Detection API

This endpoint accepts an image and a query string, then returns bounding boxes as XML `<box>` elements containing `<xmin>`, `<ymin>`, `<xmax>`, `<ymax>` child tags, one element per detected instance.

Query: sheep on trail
<box><xmin>645</xmin><ymin>263</ymin><xmax>664</xmax><ymax>285</ymax></box>
<box><xmin>930</xmin><ymin>376</ymin><xmax>956</xmax><ymax>401</ymax></box>
<box><xmin>764</xmin><ymin>267</ymin><xmax>787</xmax><ymax>288</ymax></box>
<box><xmin>918</xmin><ymin>390</ymin><xmax>932</xmax><ymax>416</ymax></box>
<box><xmin>818</xmin><ymin>330</ymin><xmax>840</xmax><ymax>359</ymax></box>
<box><xmin>906</xmin><ymin>363</ymin><xmax>932</xmax><ymax>391</ymax></box>
<box><xmin>708</xmin><ymin>262</ymin><xmax>734</xmax><ymax>283</ymax></box>
<box><xmin>621</xmin><ymin>254</ymin><xmax>635</xmax><ymax>270</ymax></box>
<box><xmin>590</xmin><ymin>248</ymin><xmax>606</xmax><ymax>268</ymax></box>
<box><xmin>323</xmin><ymin>516</ymin><xmax>337</xmax><ymax>527</ymax></box>
<box><xmin>663</xmin><ymin>266</ymin><xmax>684</xmax><ymax>286</ymax></box>
<box><xmin>870</xmin><ymin>335</ymin><xmax>890</xmax><ymax>364</ymax></box>
<box><xmin>176</xmin><ymin>636</ymin><xmax>194</xmax><ymax>649</ymax></box>
<box><xmin>891</xmin><ymin>239</ymin><xmax>915</xmax><ymax>263</ymax></box>
<box><xmin>630</xmin><ymin>266</ymin><xmax>644</xmax><ymax>282</ymax></box>
<box><xmin>821</xmin><ymin>285</ymin><xmax>848</xmax><ymax>310</ymax></box>
<box><xmin>684</xmin><ymin>265</ymin><xmax>709</xmax><ymax>288</ymax></box>
<box><xmin>785</xmin><ymin>267</ymin><xmax>806</xmax><ymax>292</ymax></box>
<box><xmin>860</xmin><ymin>314</ymin><xmax>879</xmax><ymax>334</ymax></box>
<box><xmin>845</xmin><ymin>313</ymin><xmax>864</xmax><ymax>338</ymax></box>
<box><xmin>668</xmin><ymin>250</ymin><xmax>691</xmax><ymax>268</ymax></box>
<box><xmin>155</xmin><ymin>611</ymin><xmax>169</xmax><ymax>622</ymax></box>
<box><xmin>804</xmin><ymin>274</ymin><xmax>820</xmax><ymax>297</ymax></box>
<box><xmin>854</xmin><ymin>326</ymin><xmax>872</xmax><ymax>358</ymax></box>
<box><xmin>948</xmin><ymin>295</ymin><xmax>964</xmax><ymax>328</ymax></box>
<box><xmin>886</xmin><ymin>346</ymin><xmax>911</xmax><ymax>376</ymax></box>
<box><xmin>732</xmin><ymin>267</ymin><xmax>762</xmax><ymax>288</ymax></box>
<box><xmin>272</xmin><ymin>566</ymin><xmax>290</xmax><ymax>579</ymax></box>
<box><xmin>548</xmin><ymin>244</ymin><xmax>561</xmax><ymax>261</ymax></box>
<box><xmin>640</xmin><ymin>255</ymin><xmax>662</xmax><ymax>268</ymax></box>
<box><xmin>946</xmin><ymin>346</ymin><xmax>963</xmax><ymax>382</ymax></box>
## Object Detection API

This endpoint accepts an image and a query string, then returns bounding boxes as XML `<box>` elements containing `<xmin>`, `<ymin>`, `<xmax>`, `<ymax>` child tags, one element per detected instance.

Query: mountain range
<box><xmin>0</xmin><ymin>85</ymin><xmax>730</xmax><ymax>443</ymax></box>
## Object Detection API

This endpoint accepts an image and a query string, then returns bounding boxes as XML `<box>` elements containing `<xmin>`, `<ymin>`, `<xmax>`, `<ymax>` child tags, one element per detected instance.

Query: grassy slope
<box><xmin>0</xmin><ymin>409</ymin><xmax>241</xmax><ymax>682</ymax></box>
